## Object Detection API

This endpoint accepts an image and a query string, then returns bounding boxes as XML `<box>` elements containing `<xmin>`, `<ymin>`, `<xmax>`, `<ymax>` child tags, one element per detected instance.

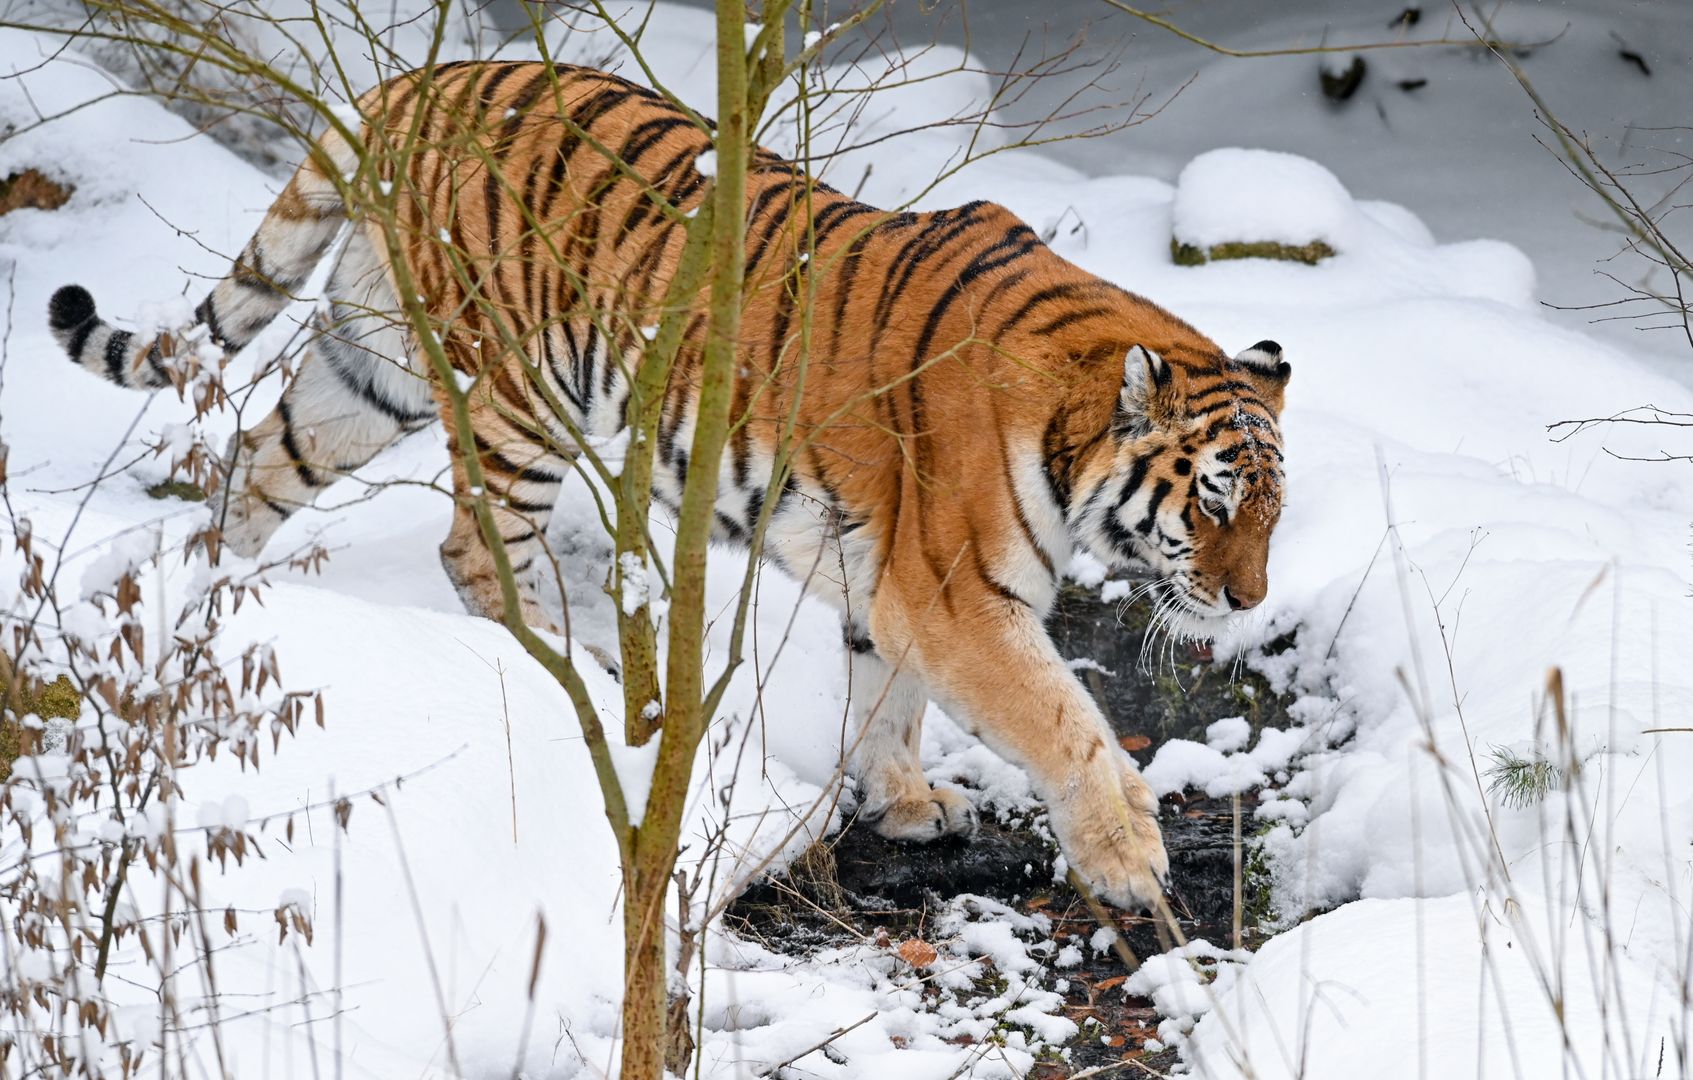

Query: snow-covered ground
<box><xmin>1</xmin><ymin>2</ymin><xmax>1690</xmax><ymax>1077</ymax></box>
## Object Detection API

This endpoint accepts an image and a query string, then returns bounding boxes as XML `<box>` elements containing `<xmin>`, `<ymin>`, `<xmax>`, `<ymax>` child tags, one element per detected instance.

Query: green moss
<box><xmin>0</xmin><ymin>674</ymin><xmax>80</xmax><ymax>781</ymax></box>
<box><xmin>1239</xmin><ymin>821</ymin><xmax>1281</xmax><ymax>937</ymax></box>
<box><xmin>1171</xmin><ymin>237</ymin><xmax>1336</xmax><ymax>267</ymax></box>
<box><xmin>1171</xmin><ymin>241</ymin><xmax>1207</xmax><ymax>266</ymax></box>
<box><xmin>31</xmin><ymin>676</ymin><xmax>80</xmax><ymax>720</ymax></box>
<box><xmin>147</xmin><ymin>479</ymin><xmax>207</xmax><ymax>502</ymax></box>
<box><xmin>0</xmin><ymin>720</ymin><xmax>16</xmax><ymax>782</ymax></box>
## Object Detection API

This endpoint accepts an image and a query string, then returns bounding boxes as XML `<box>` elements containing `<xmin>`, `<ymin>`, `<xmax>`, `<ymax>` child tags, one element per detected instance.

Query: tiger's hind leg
<box><xmin>221</xmin><ymin>227</ymin><xmax>435</xmax><ymax>555</ymax></box>
<box><xmin>845</xmin><ymin>623</ymin><xmax>977</xmax><ymax>841</ymax></box>
<box><xmin>437</xmin><ymin>382</ymin><xmax>575</xmax><ymax>637</ymax></box>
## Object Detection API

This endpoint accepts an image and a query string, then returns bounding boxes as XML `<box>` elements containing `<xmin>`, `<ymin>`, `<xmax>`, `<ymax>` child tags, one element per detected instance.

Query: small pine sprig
<box><xmin>1484</xmin><ymin>745</ymin><xmax>1565</xmax><ymax>809</ymax></box>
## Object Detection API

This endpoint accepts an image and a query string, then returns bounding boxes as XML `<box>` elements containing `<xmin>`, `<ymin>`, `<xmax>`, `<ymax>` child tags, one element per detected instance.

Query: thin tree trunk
<box><xmin>620</xmin><ymin>861</ymin><xmax>669</xmax><ymax>1080</ymax></box>
<box><xmin>618</xmin><ymin>1</ymin><xmax>750</xmax><ymax>1074</ymax></box>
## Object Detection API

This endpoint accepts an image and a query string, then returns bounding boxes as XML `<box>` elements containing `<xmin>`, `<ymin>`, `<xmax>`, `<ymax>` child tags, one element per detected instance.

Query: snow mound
<box><xmin>1173</xmin><ymin>148</ymin><xmax>1355</xmax><ymax>252</ymax></box>
<box><xmin>1186</xmin><ymin>894</ymin><xmax>1679</xmax><ymax>1080</ymax></box>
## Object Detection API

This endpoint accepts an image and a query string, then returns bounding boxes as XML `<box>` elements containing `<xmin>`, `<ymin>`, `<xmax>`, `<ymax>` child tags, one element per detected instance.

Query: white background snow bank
<box><xmin>1187</xmin><ymin>895</ymin><xmax>1680</xmax><ymax>1080</ymax></box>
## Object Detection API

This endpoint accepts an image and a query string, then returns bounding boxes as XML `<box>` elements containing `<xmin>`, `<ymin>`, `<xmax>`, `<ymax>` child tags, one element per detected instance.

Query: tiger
<box><xmin>47</xmin><ymin>61</ymin><xmax>1289</xmax><ymax>910</ymax></box>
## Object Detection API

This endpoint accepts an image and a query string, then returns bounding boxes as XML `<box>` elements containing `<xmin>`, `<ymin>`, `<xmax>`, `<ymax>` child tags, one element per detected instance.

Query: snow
<box><xmin>1144</xmin><ymin>738</ymin><xmax>1266</xmax><ymax>799</ymax></box>
<box><xmin>1203</xmin><ymin>716</ymin><xmax>1250</xmax><ymax>754</ymax></box>
<box><xmin>1123</xmin><ymin>939</ymin><xmax>1250</xmax><ymax>1049</ymax></box>
<box><xmin>1186</xmin><ymin>895</ymin><xmax>1679</xmax><ymax>1080</ymax></box>
<box><xmin>1</xmin><ymin>1</ymin><xmax>1691</xmax><ymax>1077</ymax></box>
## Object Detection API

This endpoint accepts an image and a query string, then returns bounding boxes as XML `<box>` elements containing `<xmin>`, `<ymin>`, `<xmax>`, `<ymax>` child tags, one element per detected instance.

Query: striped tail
<box><xmin>48</xmin><ymin>143</ymin><xmax>352</xmax><ymax>389</ymax></box>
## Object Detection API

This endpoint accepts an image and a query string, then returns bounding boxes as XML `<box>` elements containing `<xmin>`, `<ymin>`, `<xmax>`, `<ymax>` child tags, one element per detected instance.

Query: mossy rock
<box><xmin>1172</xmin><ymin>237</ymin><xmax>1335</xmax><ymax>267</ymax></box>
<box><xmin>147</xmin><ymin>479</ymin><xmax>207</xmax><ymax>502</ymax></box>
<box><xmin>0</xmin><ymin>674</ymin><xmax>80</xmax><ymax>781</ymax></box>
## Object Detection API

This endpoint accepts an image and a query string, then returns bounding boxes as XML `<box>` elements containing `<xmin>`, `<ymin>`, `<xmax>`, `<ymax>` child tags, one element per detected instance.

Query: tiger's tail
<box><xmin>48</xmin><ymin>134</ymin><xmax>356</xmax><ymax>388</ymax></box>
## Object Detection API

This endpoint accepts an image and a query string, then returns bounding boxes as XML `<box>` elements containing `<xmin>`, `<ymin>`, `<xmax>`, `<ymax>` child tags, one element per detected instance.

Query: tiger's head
<box><xmin>1073</xmin><ymin>339</ymin><xmax>1290</xmax><ymax>639</ymax></box>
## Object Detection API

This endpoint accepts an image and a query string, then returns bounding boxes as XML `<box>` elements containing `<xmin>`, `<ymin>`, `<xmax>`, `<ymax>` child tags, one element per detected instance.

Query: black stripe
<box><xmin>557</xmin><ymin>86</ymin><xmax>635</xmax><ymax>161</ymax></box>
<box><xmin>497</xmin><ymin>68</ymin><xmax>552</xmax><ymax>144</ymax></box>
<box><xmin>1003</xmin><ymin>469</ymin><xmax>1055</xmax><ymax>575</ymax></box>
<box><xmin>519</xmin><ymin>154</ymin><xmax>551</xmax><ymax>320</ymax></box>
<box><xmin>320</xmin><ymin>340</ymin><xmax>436</xmax><ymax>425</ymax></box>
<box><xmin>871</xmin><ymin>207</ymin><xmax>981</xmax><ymax>336</ymax></box>
<box><xmin>475</xmin><ymin>434</ymin><xmax>563</xmax><ymax>485</ymax></box>
<box><xmin>103</xmin><ymin>330</ymin><xmax>132</xmax><ymax>384</ymax></box>
<box><xmin>972</xmin><ymin>267</ymin><xmax>1034</xmax><ymax>324</ymax></box>
<box><xmin>197</xmin><ymin>296</ymin><xmax>232</xmax><ymax>350</ymax></box>
<box><xmin>615</xmin><ymin>127</ymin><xmax>697</xmax><ymax>243</ymax></box>
<box><xmin>970</xmin><ymin>541</ymin><xmax>1028</xmax><ymax>609</ymax></box>
<box><xmin>276</xmin><ymin>399</ymin><xmax>327</xmax><ymax>487</ymax></box>
<box><xmin>143</xmin><ymin>342</ymin><xmax>169</xmax><ymax>385</ymax></box>
<box><xmin>1190</xmin><ymin>393</ymin><xmax>1270</xmax><ymax>420</ymax></box>
<box><xmin>503</xmin><ymin>494</ymin><xmax>554</xmax><ymax>515</ymax></box>
<box><xmin>631</xmin><ymin>144</ymin><xmax>703</xmax><ymax>219</ymax></box>
<box><xmin>886</xmin><ymin>213</ymin><xmax>999</xmax><ymax>506</ymax></box>
<box><xmin>910</xmin><ymin>231</ymin><xmax>1036</xmax><ymax>367</ymax></box>
<box><xmin>994</xmin><ymin>282</ymin><xmax>1098</xmax><ymax>337</ymax></box>
<box><xmin>744</xmin><ymin>177</ymin><xmax>801</xmax><ymax>273</ymax></box>
<box><xmin>1032</xmin><ymin>305</ymin><xmax>1114</xmax><ymax>336</ymax></box>
<box><xmin>809</xmin><ymin>200</ymin><xmax>876</xmax><ymax>251</ymax></box>
<box><xmin>261</xmin><ymin>495</ymin><xmax>294</xmax><ymax>519</ymax></box>
<box><xmin>1185</xmin><ymin>379</ymin><xmax>1256</xmax><ymax>407</ymax></box>
<box><xmin>65</xmin><ymin>315</ymin><xmax>97</xmax><ymax>366</ymax></box>
<box><xmin>1041</xmin><ymin>410</ymin><xmax>1073</xmax><ymax>509</ymax></box>
<box><xmin>543</xmin><ymin>325</ymin><xmax>585</xmax><ymax>412</ymax></box>
<box><xmin>620</xmin><ymin>116</ymin><xmax>693</xmax><ymax>170</ymax></box>
<box><xmin>1121</xmin><ymin>456</ymin><xmax>1150</xmax><ymax>503</ymax></box>
<box><xmin>1205</xmin><ymin>408</ymin><xmax>1275</xmax><ymax>442</ymax></box>
<box><xmin>844</xmin><ymin>624</ymin><xmax>875</xmax><ymax>654</ymax></box>
<box><xmin>477</xmin><ymin>63</ymin><xmax>529</xmax><ymax>124</ymax></box>
<box><xmin>1136</xmin><ymin>478</ymin><xmax>1172</xmax><ymax>535</ymax></box>
<box><xmin>577</xmin><ymin>322</ymin><xmax>598</xmax><ymax>413</ymax></box>
<box><xmin>827</xmin><ymin>230</ymin><xmax>877</xmax><ymax>355</ymax></box>
<box><xmin>953</xmin><ymin>225</ymin><xmax>1039</xmax><ymax>291</ymax></box>
<box><xmin>600</xmin><ymin>326</ymin><xmax>622</xmax><ymax>399</ymax></box>
<box><xmin>714</xmin><ymin>510</ymin><xmax>748</xmax><ymax>544</ymax></box>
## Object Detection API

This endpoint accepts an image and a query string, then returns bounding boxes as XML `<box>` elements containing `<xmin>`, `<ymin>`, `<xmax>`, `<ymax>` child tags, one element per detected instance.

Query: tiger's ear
<box><xmin>1118</xmin><ymin>345</ymin><xmax>1175</xmax><ymax>431</ymax></box>
<box><xmin>1233</xmin><ymin>339</ymin><xmax>1291</xmax><ymax>413</ymax></box>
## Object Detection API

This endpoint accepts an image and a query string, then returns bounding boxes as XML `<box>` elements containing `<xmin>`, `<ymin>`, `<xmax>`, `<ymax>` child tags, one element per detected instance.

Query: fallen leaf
<box><xmin>898</xmin><ymin>938</ymin><xmax>938</xmax><ymax>968</ymax></box>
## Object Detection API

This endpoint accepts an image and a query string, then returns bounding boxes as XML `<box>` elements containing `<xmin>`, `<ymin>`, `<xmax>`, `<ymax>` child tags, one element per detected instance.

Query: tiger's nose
<box><xmin>1222</xmin><ymin>583</ymin><xmax>1263</xmax><ymax>611</ymax></box>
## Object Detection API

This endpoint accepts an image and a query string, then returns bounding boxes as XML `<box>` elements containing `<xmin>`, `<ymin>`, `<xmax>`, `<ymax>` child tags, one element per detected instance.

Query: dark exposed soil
<box><xmin>726</xmin><ymin>580</ymin><xmax>1298</xmax><ymax>1075</ymax></box>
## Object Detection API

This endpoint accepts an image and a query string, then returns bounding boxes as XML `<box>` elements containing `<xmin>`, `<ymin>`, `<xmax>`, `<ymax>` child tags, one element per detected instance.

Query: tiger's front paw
<box><xmin>870</xmin><ymin>785</ymin><xmax>978</xmax><ymax>842</ymax></box>
<box><xmin>1051</xmin><ymin>754</ymin><xmax>1168</xmax><ymax>911</ymax></box>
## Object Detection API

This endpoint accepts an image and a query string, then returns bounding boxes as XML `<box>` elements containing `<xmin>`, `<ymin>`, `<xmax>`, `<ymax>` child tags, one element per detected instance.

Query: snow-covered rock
<box><xmin>1172</xmin><ymin>147</ymin><xmax>1354</xmax><ymax>255</ymax></box>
